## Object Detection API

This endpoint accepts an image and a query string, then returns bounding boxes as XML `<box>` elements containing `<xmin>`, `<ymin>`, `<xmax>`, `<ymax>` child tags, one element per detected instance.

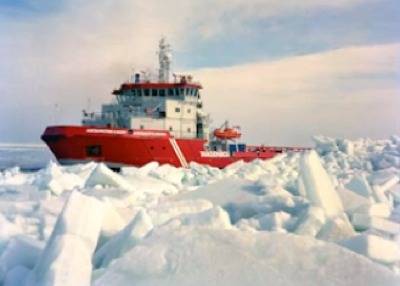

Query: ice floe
<box><xmin>0</xmin><ymin>136</ymin><xmax>399</xmax><ymax>285</ymax></box>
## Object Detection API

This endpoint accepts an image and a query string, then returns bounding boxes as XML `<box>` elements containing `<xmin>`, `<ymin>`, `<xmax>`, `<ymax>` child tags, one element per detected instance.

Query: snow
<box><xmin>44</xmin><ymin>191</ymin><xmax>104</xmax><ymax>250</ymax></box>
<box><xmin>94</xmin><ymin>210</ymin><xmax>153</xmax><ymax>269</ymax></box>
<box><xmin>94</xmin><ymin>228</ymin><xmax>399</xmax><ymax>286</ymax></box>
<box><xmin>299</xmin><ymin>150</ymin><xmax>344</xmax><ymax>217</ymax></box>
<box><xmin>317</xmin><ymin>213</ymin><xmax>356</xmax><ymax>242</ymax></box>
<box><xmin>27</xmin><ymin>234</ymin><xmax>94</xmax><ymax>286</ymax></box>
<box><xmin>148</xmin><ymin>164</ymin><xmax>185</xmax><ymax>187</ymax></box>
<box><xmin>26</xmin><ymin>192</ymin><xmax>104</xmax><ymax>286</ymax></box>
<box><xmin>174</xmin><ymin>178</ymin><xmax>258</xmax><ymax>206</ymax></box>
<box><xmin>370</xmin><ymin>172</ymin><xmax>399</xmax><ymax>193</ymax></box>
<box><xmin>148</xmin><ymin>199</ymin><xmax>214</xmax><ymax>225</ymax></box>
<box><xmin>294</xmin><ymin>206</ymin><xmax>326</xmax><ymax>237</ymax></box>
<box><xmin>32</xmin><ymin>162</ymin><xmax>85</xmax><ymax>195</ymax></box>
<box><xmin>345</xmin><ymin>174</ymin><xmax>373</xmax><ymax>198</ymax></box>
<box><xmin>0</xmin><ymin>136</ymin><xmax>400</xmax><ymax>285</ymax></box>
<box><xmin>0</xmin><ymin>214</ymin><xmax>22</xmax><ymax>248</ymax></box>
<box><xmin>354</xmin><ymin>203</ymin><xmax>391</xmax><ymax>218</ymax></box>
<box><xmin>339</xmin><ymin>234</ymin><xmax>400</xmax><ymax>265</ymax></box>
<box><xmin>337</xmin><ymin>187</ymin><xmax>372</xmax><ymax>214</ymax></box>
<box><xmin>85</xmin><ymin>163</ymin><xmax>134</xmax><ymax>191</ymax></box>
<box><xmin>351</xmin><ymin>214</ymin><xmax>400</xmax><ymax>234</ymax></box>
<box><xmin>3</xmin><ymin>265</ymin><xmax>30</xmax><ymax>286</ymax></box>
<box><xmin>99</xmin><ymin>201</ymin><xmax>127</xmax><ymax>241</ymax></box>
<box><xmin>167</xmin><ymin>206</ymin><xmax>232</xmax><ymax>230</ymax></box>
<box><xmin>0</xmin><ymin>236</ymin><xmax>43</xmax><ymax>281</ymax></box>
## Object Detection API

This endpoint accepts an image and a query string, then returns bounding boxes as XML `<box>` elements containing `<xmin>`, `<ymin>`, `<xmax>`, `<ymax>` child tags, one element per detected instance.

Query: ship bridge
<box><xmin>82</xmin><ymin>39</ymin><xmax>209</xmax><ymax>141</ymax></box>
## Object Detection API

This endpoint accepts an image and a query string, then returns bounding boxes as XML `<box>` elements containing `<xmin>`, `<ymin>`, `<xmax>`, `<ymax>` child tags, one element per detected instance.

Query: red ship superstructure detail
<box><xmin>42</xmin><ymin>39</ymin><xmax>306</xmax><ymax>169</ymax></box>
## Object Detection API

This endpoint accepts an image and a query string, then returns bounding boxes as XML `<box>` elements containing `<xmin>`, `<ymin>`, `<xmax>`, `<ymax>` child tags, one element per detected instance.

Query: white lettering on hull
<box><xmin>132</xmin><ymin>131</ymin><xmax>168</xmax><ymax>137</ymax></box>
<box><xmin>86</xmin><ymin>129</ymin><xmax>168</xmax><ymax>137</ymax></box>
<box><xmin>200</xmin><ymin>151</ymin><xmax>230</xmax><ymax>158</ymax></box>
<box><xmin>86</xmin><ymin>129</ymin><xmax>127</xmax><ymax>135</ymax></box>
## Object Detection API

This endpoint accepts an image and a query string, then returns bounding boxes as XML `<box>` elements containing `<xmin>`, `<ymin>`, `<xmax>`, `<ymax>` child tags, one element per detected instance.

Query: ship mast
<box><xmin>158</xmin><ymin>38</ymin><xmax>172</xmax><ymax>83</ymax></box>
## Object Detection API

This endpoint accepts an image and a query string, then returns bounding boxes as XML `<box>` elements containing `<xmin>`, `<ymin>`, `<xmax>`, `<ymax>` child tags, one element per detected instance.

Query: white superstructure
<box><xmin>82</xmin><ymin>39</ymin><xmax>210</xmax><ymax>141</ymax></box>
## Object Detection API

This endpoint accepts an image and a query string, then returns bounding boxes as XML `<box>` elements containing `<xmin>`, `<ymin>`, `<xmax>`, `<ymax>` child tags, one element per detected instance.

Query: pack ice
<box><xmin>0</xmin><ymin>136</ymin><xmax>399</xmax><ymax>285</ymax></box>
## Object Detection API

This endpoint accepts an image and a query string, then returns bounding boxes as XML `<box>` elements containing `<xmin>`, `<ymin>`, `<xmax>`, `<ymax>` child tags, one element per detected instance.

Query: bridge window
<box><xmin>136</xmin><ymin>89</ymin><xmax>142</xmax><ymax>96</ymax></box>
<box><xmin>179</xmin><ymin>88</ymin><xmax>184</xmax><ymax>96</ymax></box>
<box><xmin>152</xmin><ymin>89</ymin><xmax>157</xmax><ymax>96</ymax></box>
<box><xmin>144</xmin><ymin>89</ymin><xmax>150</xmax><ymax>96</ymax></box>
<box><xmin>132</xmin><ymin>90</ymin><xmax>136</xmax><ymax>96</ymax></box>
<box><xmin>168</xmin><ymin>88</ymin><xmax>174</xmax><ymax>96</ymax></box>
<box><xmin>159</xmin><ymin>89</ymin><xmax>165</xmax><ymax>97</ymax></box>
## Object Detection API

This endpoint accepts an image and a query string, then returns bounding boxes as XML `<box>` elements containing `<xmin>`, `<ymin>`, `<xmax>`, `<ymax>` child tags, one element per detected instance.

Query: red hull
<box><xmin>41</xmin><ymin>126</ymin><xmax>291</xmax><ymax>168</ymax></box>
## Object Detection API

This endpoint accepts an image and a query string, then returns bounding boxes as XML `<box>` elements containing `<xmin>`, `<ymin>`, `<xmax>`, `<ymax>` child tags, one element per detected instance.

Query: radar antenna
<box><xmin>158</xmin><ymin>38</ymin><xmax>172</xmax><ymax>82</ymax></box>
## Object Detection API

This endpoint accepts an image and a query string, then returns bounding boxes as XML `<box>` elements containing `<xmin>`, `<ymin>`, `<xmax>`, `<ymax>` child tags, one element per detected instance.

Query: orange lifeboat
<box><xmin>213</xmin><ymin>127</ymin><xmax>241</xmax><ymax>140</ymax></box>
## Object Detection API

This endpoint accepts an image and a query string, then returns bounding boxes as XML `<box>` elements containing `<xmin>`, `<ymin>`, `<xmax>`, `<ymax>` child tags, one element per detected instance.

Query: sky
<box><xmin>0</xmin><ymin>0</ymin><xmax>399</xmax><ymax>145</ymax></box>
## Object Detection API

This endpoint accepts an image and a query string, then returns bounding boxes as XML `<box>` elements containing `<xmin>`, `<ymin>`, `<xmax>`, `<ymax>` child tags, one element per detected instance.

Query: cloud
<box><xmin>193</xmin><ymin>43</ymin><xmax>400</xmax><ymax>145</ymax></box>
<box><xmin>0</xmin><ymin>0</ymin><xmax>189</xmax><ymax>142</ymax></box>
<box><xmin>188</xmin><ymin>0</ymin><xmax>379</xmax><ymax>38</ymax></box>
<box><xmin>0</xmin><ymin>0</ymin><xmax>396</xmax><ymax>144</ymax></box>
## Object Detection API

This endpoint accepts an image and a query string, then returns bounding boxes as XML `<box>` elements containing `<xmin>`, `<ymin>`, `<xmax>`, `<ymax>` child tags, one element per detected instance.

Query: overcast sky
<box><xmin>0</xmin><ymin>0</ymin><xmax>399</xmax><ymax>145</ymax></box>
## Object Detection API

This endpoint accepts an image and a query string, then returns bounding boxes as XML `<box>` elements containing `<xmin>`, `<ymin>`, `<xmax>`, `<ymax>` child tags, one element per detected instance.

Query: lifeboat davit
<box><xmin>213</xmin><ymin>127</ymin><xmax>241</xmax><ymax>140</ymax></box>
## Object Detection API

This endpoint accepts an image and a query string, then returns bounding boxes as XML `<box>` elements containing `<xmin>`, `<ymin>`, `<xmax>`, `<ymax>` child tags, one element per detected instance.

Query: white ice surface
<box><xmin>27</xmin><ymin>234</ymin><xmax>93</xmax><ymax>286</ymax></box>
<box><xmin>26</xmin><ymin>192</ymin><xmax>104</xmax><ymax>286</ymax></box>
<box><xmin>345</xmin><ymin>174</ymin><xmax>373</xmax><ymax>198</ymax></box>
<box><xmin>354</xmin><ymin>203</ymin><xmax>391</xmax><ymax>218</ymax></box>
<box><xmin>337</xmin><ymin>187</ymin><xmax>372</xmax><ymax>214</ymax></box>
<box><xmin>94</xmin><ymin>228</ymin><xmax>399</xmax><ymax>286</ymax></box>
<box><xmin>317</xmin><ymin>213</ymin><xmax>356</xmax><ymax>242</ymax></box>
<box><xmin>85</xmin><ymin>163</ymin><xmax>134</xmax><ymax>192</ymax></box>
<box><xmin>3</xmin><ymin>265</ymin><xmax>30</xmax><ymax>286</ymax></box>
<box><xmin>94</xmin><ymin>210</ymin><xmax>153</xmax><ymax>269</ymax></box>
<box><xmin>0</xmin><ymin>136</ymin><xmax>400</xmax><ymax>285</ymax></box>
<box><xmin>339</xmin><ymin>234</ymin><xmax>400</xmax><ymax>264</ymax></box>
<box><xmin>33</xmin><ymin>162</ymin><xmax>84</xmax><ymax>195</ymax></box>
<box><xmin>351</xmin><ymin>213</ymin><xmax>400</xmax><ymax>234</ymax></box>
<box><xmin>0</xmin><ymin>236</ymin><xmax>44</xmax><ymax>281</ymax></box>
<box><xmin>299</xmin><ymin>151</ymin><xmax>344</xmax><ymax>217</ymax></box>
<box><xmin>294</xmin><ymin>206</ymin><xmax>326</xmax><ymax>237</ymax></box>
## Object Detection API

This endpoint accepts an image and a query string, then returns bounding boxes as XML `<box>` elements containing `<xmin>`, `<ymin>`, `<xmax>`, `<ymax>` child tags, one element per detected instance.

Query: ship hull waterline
<box><xmin>41</xmin><ymin>126</ymin><xmax>295</xmax><ymax>169</ymax></box>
